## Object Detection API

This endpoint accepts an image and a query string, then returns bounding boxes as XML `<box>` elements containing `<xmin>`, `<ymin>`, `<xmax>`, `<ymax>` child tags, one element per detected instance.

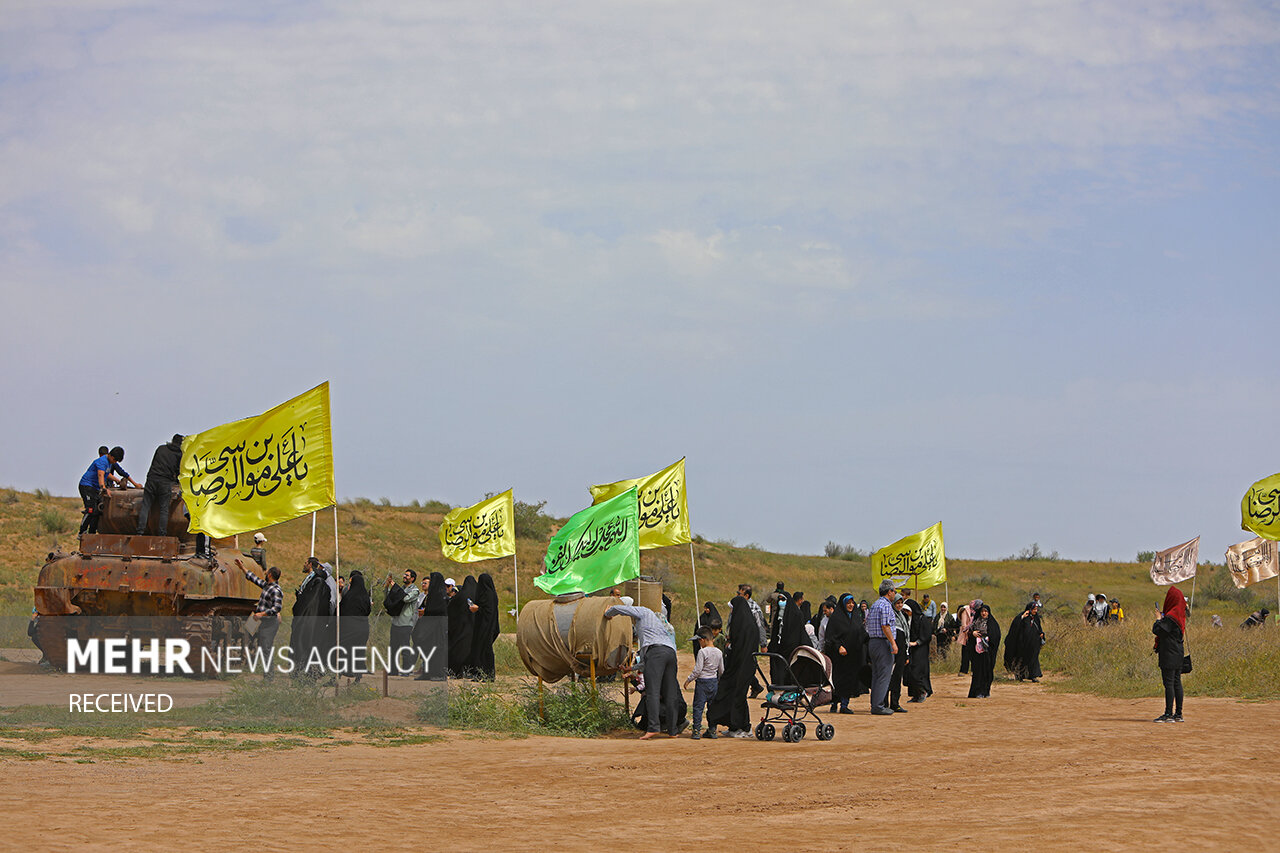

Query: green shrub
<box><xmin>36</xmin><ymin>506</ymin><xmax>71</xmax><ymax>534</ymax></box>
<box><xmin>433</xmin><ymin>680</ymin><xmax>632</xmax><ymax>737</ymax></box>
<box><xmin>825</xmin><ymin>542</ymin><xmax>867</xmax><ymax>560</ymax></box>
<box><xmin>1004</xmin><ymin>543</ymin><xmax>1060</xmax><ymax>561</ymax></box>
<box><xmin>32</xmin><ymin>488</ymin><xmax>51</xmax><ymax>501</ymax></box>
<box><xmin>1198</xmin><ymin>563</ymin><xmax>1256</xmax><ymax>606</ymax></box>
<box><xmin>422</xmin><ymin>500</ymin><xmax>452</xmax><ymax>513</ymax></box>
<box><xmin>1135</xmin><ymin>550</ymin><xmax>1155</xmax><ymax>563</ymax></box>
<box><xmin>514</xmin><ymin>499</ymin><xmax>554</xmax><ymax>540</ymax></box>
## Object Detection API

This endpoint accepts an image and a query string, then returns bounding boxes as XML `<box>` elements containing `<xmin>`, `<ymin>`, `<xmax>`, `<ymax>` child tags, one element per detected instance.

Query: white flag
<box><xmin>1150</xmin><ymin>537</ymin><xmax>1199</xmax><ymax>585</ymax></box>
<box><xmin>1225</xmin><ymin>537</ymin><xmax>1280</xmax><ymax>589</ymax></box>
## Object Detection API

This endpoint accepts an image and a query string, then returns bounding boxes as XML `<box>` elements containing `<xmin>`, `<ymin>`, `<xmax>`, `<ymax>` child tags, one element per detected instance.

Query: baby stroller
<box><xmin>751</xmin><ymin>647</ymin><xmax>836</xmax><ymax>742</ymax></box>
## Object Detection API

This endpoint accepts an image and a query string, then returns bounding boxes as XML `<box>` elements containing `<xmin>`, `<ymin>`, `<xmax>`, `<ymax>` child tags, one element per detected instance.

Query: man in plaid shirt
<box><xmin>865</xmin><ymin>579</ymin><xmax>900</xmax><ymax>715</ymax></box>
<box><xmin>242</xmin><ymin>563</ymin><xmax>283</xmax><ymax>677</ymax></box>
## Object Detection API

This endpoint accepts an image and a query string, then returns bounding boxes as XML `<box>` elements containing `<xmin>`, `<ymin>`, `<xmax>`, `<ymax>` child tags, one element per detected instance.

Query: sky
<box><xmin>2</xmin><ymin>1</ymin><xmax>1279</xmax><ymax>562</ymax></box>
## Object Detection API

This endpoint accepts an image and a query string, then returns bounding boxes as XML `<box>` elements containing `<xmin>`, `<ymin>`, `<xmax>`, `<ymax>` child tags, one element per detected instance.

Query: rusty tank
<box><xmin>34</xmin><ymin>487</ymin><xmax>262</xmax><ymax>671</ymax></box>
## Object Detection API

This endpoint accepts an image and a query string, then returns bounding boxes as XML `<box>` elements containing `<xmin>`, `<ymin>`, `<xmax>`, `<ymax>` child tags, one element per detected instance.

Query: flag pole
<box><xmin>513</xmin><ymin>552</ymin><xmax>520</xmax><ymax>626</ymax></box>
<box><xmin>1189</xmin><ymin>573</ymin><xmax>1196</xmax><ymax>616</ymax></box>
<box><xmin>310</xmin><ymin>511</ymin><xmax>317</xmax><ymax>557</ymax></box>
<box><xmin>689</xmin><ymin>541</ymin><xmax>700</xmax><ymax>621</ymax></box>
<box><xmin>332</xmin><ymin>503</ymin><xmax>341</xmax><ymax>698</ymax></box>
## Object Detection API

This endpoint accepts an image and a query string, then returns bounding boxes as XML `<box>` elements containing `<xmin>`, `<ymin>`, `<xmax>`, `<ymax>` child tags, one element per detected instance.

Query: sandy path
<box><xmin>2</xmin><ymin>674</ymin><xmax>1277</xmax><ymax>851</ymax></box>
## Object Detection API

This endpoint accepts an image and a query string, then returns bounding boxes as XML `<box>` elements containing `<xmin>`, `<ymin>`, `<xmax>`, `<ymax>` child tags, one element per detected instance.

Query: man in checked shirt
<box><xmin>242</xmin><ymin>563</ymin><xmax>284</xmax><ymax>678</ymax></box>
<box><xmin>866</xmin><ymin>579</ymin><xmax>901</xmax><ymax>715</ymax></box>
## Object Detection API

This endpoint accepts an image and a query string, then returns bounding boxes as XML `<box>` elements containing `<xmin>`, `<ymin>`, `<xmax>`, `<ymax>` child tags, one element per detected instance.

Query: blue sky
<box><xmin>3</xmin><ymin>1</ymin><xmax>1278</xmax><ymax>561</ymax></box>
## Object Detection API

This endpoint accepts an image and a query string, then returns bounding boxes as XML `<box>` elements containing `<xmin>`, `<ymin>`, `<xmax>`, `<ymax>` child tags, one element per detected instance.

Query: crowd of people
<box><xmin>601</xmin><ymin>580</ymin><xmax>1055</xmax><ymax>739</ymax></box>
<box><xmin>234</xmin><ymin>555</ymin><xmax>501</xmax><ymax>683</ymax></box>
<box><xmin>382</xmin><ymin>569</ymin><xmax>501</xmax><ymax>681</ymax></box>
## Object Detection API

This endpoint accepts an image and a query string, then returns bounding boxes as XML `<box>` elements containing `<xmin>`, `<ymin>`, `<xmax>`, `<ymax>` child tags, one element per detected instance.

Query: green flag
<box><xmin>535</xmin><ymin>487</ymin><xmax>640</xmax><ymax>596</ymax></box>
<box><xmin>1242</xmin><ymin>472</ymin><xmax>1280</xmax><ymax>541</ymax></box>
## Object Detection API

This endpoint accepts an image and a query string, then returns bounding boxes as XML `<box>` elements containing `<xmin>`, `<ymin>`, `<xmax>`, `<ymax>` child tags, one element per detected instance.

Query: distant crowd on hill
<box><xmin>1083</xmin><ymin>593</ymin><xmax>1126</xmax><ymax>625</ymax></box>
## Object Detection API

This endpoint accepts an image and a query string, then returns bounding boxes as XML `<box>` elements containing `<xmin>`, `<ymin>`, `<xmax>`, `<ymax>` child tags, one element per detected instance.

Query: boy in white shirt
<box><xmin>685</xmin><ymin>627</ymin><xmax>725</xmax><ymax>739</ymax></box>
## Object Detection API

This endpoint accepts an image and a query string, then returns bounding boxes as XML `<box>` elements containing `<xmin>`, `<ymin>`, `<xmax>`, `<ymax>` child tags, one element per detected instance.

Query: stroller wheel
<box><xmin>815</xmin><ymin>723</ymin><xmax>828</xmax><ymax>741</ymax></box>
<box><xmin>754</xmin><ymin>722</ymin><xmax>765</xmax><ymax>740</ymax></box>
<box><xmin>821</xmin><ymin>723</ymin><xmax>835</xmax><ymax>740</ymax></box>
<box><xmin>762</xmin><ymin>723</ymin><xmax>776</xmax><ymax>741</ymax></box>
<box><xmin>781</xmin><ymin>724</ymin><xmax>793</xmax><ymax>742</ymax></box>
<box><xmin>794</xmin><ymin>722</ymin><xmax>806</xmax><ymax>740</ymax></box>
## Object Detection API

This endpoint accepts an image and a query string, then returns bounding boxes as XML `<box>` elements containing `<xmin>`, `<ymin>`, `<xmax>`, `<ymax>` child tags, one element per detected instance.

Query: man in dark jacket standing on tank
<box><xmin>136</xmin><ymin>434</ymin><xmax>184</xmax><ymax>536</ymax></box>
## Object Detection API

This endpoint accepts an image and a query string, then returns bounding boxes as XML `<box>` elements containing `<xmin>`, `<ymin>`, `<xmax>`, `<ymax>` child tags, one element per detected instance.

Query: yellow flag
<box><xmin>440</xmin><ymin>490</ymin><xmax>516</xmax><ymax>563</ymax></box>
<box><xmin>180</xmin><ymin>383</ymin><xmax>336</xmax><ymax>538</ymax></box>
<box><xmin>872</xmin><ymin>522</ymin><xmax>946</xmax><ymax>590</ymax></box>
<box><xmin>589</xmin><ymin>457</ymin><xmax>691</xmax><ymax>550</ymax></box>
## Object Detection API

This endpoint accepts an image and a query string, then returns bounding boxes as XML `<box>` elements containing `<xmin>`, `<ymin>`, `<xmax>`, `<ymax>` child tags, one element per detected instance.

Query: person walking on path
<box><xmin>684</xmin><ymin>627</ymin><xmax>724</xmax><ymax>739</ymax></box>
<box><xmin>705</xmin><ymin>594</ymin><xmax>758</xmax><ymax>738</ymax></box>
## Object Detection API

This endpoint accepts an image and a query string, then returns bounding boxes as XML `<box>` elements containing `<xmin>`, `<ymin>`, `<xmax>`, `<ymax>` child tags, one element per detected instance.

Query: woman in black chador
<box><xmin>338</xmin><ymin>570</ymin><xmax>371</xmax><ymax>683</ymax></box>
<box><xmin>1006</xmin><ymin>603</ymin><xmax>1044</xmax><ymax>682</ymax></box>
<box><xmin>824</xmin><ymin>593</ymin><xmax>862</xmax><ymax>714</ymax></box>
<box><xmin>447</xmin><ymin>575</ymin><xmax>479</xmax><ymax>678</ymax></box>
<box><xmin>904</xmin><ymin>597</ymin><xmax>934</xmax><ymax>702</ymax></box>
<box><xmin>694</xmin><ymin>601</ymin><xmax>722</xmax><ymax>659</ymax></box>
<box><xmin>705</xmin><ymin>595</ymin><xmax>756</xmax><ymax>737</ymax></box>
<box><xmin>966</xmin><ymin>603</ymin><xmax>1001</xmax><ymax>698</ymax></box>
<box><xmin>413</xmin><ymin>572</ymin><xmax>448</xmax><ymax>681</ymax></box>
<box><xmin>767</xmin><ymin>592</ymin><xmax>807</xmax><ymax>683</ymax></box>
<box><xmin>290</xmin><ymin>560</ymin><xmax>332</xmax><ymax>678</ymax></box>
<box><xmin>468</xmin><ymin>573</ymin><xmax>501</xmax><ymax>680</ymax></box>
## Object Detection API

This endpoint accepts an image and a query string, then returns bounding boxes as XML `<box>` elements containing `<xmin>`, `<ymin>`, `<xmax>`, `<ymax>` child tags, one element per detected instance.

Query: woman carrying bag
<box><xmin>1152</xmin><ymin>586</ymin><xmax>1189</xmax><ymax>723</ymax></box>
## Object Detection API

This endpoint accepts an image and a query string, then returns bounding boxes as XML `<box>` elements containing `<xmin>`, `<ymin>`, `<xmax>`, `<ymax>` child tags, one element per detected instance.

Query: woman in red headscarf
<box><xmin>1152</xmin><ymin>586</ymin><xmax>1187</xmax><ymax>723</ymax></box>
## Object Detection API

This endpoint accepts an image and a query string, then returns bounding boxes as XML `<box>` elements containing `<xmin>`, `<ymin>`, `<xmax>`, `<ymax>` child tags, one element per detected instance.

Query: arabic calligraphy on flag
<box><xmin>440</xmin><ymin>490</ymin><xmax>516</xmax><ymax>563</ymax></box>
<box><xmin>1150</xmin><ymin>537</ymin><xmax>1199</xmax><ymax>585</ymax></box>
<box><xmin>872</xmin><ymin>522</ymin><xmax>947</xmax><ymax>590</ymax></box>
<box><xmin>535</xmin><ymin>487</ymin><xmax>640</xmax><ymax>596</ymax></box>
<box><xmin>1225</xmin><ymin>537</ymin><xmax>1280</xmax><ymax>589</ymax></box>
<box><xmin>1241</xmin><ymin>472</ymin><xmax>1280</xmax><ymax>540</ymax></box>
<box><xmin>589</xmin><ymin>457</ymin><xmax>690</xmax><ymax>550</ymax></box>
<box><xmin>180</xmin><ymin>382</ymin><xmax>336</xmax><ymax>538</ymax></box>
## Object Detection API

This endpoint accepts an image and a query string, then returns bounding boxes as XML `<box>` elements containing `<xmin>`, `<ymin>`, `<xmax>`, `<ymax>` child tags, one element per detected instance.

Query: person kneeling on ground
<box><xmin>1241</xmin><ymin>608</ymin><xmax>1270</xmax><ymax>629</ymax></box>
<box><xmin>685</xmin><ymin>627</ymin><xmax>724</xmax><ymax>739</ymax></box>
<box><xmin>607</xmin><ymin>597</ymin><xmax>681</xmax><ymax>739</ymax></box>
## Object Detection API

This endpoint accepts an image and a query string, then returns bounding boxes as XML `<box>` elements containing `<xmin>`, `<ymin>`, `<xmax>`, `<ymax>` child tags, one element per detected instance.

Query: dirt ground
<box><xmin>2</xmin><ymin>662</ymin><xmax>1278</xmax><ymax>852</ymax></box>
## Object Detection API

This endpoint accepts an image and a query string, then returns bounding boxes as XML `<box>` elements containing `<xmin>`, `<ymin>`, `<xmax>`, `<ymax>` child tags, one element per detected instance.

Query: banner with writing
<box><xmin>1225</xmin><ymin>537</ymin><xmax>1280</xmax><ymax>589</ymax></box>
<box><xmin>535</xmin><ymin>487</ymin><xmax>640</xmax><ymax>596</ymax></box>
<box><xmin>1241</xmin><ymin>472</ymin><xmax>1280</xmax><ymax>540</ymax></box>
<box><xmin>588</xmin><ymin>457</ymin><xmax>690</xmax><ymax>550</ymax></box>
<box><xmin>440</xmin><ymin>490</ymin><xmax>516</xmax><ymax>563</ymax></box>
<box><xmin>1150</xmin><ymin>536</ymin><xmax>1199</xmax><ymax>585</ymax></box>
<box><xmin>180</xmin><ymin>382</ymin><xmax>336</xmax><ymax>539</ymax></box>
<box><xmin>872</xmin><ymin>522</ymin><xmax>947</xmax><ymax>590</ymax></box>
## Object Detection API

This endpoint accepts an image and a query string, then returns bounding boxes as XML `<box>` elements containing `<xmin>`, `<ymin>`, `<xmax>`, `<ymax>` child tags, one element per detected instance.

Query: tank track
<box><xmin>34</xmin><ymin>602</ymin><xmax>255</xmax><ymax>676</ymax></box>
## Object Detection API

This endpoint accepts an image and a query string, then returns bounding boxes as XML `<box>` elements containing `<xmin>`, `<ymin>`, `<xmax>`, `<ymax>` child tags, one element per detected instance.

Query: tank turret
<box><xmin>34</xmin><ymin>487</ymin><xmax>262</xmax><ymax>671</ymax></box>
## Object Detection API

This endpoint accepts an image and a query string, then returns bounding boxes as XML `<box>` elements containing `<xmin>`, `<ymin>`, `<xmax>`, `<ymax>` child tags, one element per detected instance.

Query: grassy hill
<box><xmin>2</xmin><ymin>487</ymin><xmax>1275</xmax><ymax>698</ymax></box>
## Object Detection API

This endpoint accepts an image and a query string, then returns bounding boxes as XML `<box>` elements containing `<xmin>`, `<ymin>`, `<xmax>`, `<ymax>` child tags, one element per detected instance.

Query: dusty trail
<box><xmin>2</xmin><ymin>672</ymin><xmax>1276</xmax><ymax>851</ymax></box>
